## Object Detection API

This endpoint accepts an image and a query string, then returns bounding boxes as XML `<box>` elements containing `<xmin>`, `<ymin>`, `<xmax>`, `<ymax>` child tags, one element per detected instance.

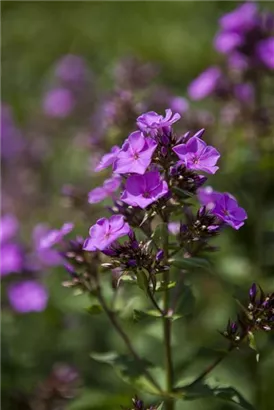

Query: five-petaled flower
<box><xmin>113</xmin><ymin>131</ymin><xmax>157</xmax><ymax>175</ymax></box>
<box><xmin>212</xmin><ymin>192</ymin><xmax>247</xmax><ymax>230</ymax></box>
<box><xmin>39</xmin><ymin>223</ymin><xmax>74</xmax><ymax>249</ymax></box>
<box><xmin>95</xmin><ymin>145</ymin><xmax>120</xmax><ymax>172</ymax></box>
<box><xmin>188</xmin><ymin>67</ymin><xmax>222</xmax><ymax>100</ymax></box>
<box><xmin>121</xmin><ymin>171</ymin><xmax>169</xmax><ymax>209</ymax></box>
<box><xmin>83</xmin><ymin>215</ymin><xmax>131</xmax><ymax>251</ymax></box>
<box><xmin>8</xmin><ymin>280</ymin><xmax>48</xmax><ymax>313</ymax></box>
<box><xmin>173</xmin><ymin>136</ymin><xmax>220</xmax><ymax>174</ymax></box>
<box><xmin>88</xmin><ymin>175</ymin><xmax>121</xmax><ymax>203</ymax></box>
<box><xmin>137</xmin><ymin>109</ymin><xmax>180</xmax><ymax>138</ymax></box>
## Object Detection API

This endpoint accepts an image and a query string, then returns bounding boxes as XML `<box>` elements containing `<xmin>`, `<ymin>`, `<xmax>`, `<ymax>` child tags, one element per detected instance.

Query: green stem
<box><xmin>147</xmin><ymin>286</ymin><xmax>165</xmax><ymax>316</ymax></box>
<box><xmin>96</xmin><ymin>287</ymin><xmax>163</xmax><ymax>394</ymax></box>
<box><xmin>162</xmin><ymin>222</ymin><xmax>174</xmax><ymax>410</ymax></box>
<box><xmin>187</xmin><ymin>345</ymin><xmax>235</xmax><ymax>388</ymax></box>
<box><xmin>185</xmin><ymin>334</ymin><xmax>248</xmax><ymax>389</ymax></box>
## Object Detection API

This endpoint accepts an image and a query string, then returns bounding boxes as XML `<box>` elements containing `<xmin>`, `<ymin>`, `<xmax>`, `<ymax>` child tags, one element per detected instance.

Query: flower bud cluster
<box><xmin>101</xmin><ymin>232</ymin><xmax>168</xmax><ymax>285</ymax></box>
<box><xmin>221</xmin><ymin>283</ymin><xmax>274</xmax><ymax>345</ymax></box>
<box><xmin>62</xmin><ymin>237</ymin><xmax>100</xmax><ymax>292</ymax></box>
<box><xmin>124</xmin><ymin>395</ymin><xmax>157</xmax><ymax>410</ymax></box>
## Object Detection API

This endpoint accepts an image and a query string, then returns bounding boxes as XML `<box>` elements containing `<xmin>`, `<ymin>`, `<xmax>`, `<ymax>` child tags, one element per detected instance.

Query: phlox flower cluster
<box><xmin>84</xmin><ymin>109</ymin><xmax>247</xmax><ymax>254</ymax></box>
<box><xmin>0</xmin><ymin>215</ymin><xmax>73</xmax><ymax>313</ymax></box>
<box><xmin>187</xmin><ymin>2</ymin><xmax>274</xmax><ymax>129</ymax></box>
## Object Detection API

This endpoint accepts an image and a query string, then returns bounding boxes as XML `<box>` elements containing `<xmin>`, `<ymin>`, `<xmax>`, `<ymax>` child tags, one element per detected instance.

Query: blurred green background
<box><xmin>2</xmin><ymin>2</ymin><xmax>274</xmax><ymax>410</ymax></box>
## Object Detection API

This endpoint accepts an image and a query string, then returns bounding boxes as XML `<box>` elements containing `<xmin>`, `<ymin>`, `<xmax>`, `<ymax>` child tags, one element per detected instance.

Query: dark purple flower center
<box><xmin>143</xmin><ymin>192</ymin><xmax>151</xmax><ymax>198</ymax></box>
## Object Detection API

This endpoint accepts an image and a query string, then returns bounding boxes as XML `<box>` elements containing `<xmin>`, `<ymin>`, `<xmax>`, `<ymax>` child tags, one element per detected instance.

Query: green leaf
<box><xmin>172</xmin><ymin>187</ymin><xmax>193</xmax><ymax>199</ymax></box>
<box><xmin>247</xmin><ymin>331</ymin><xmax>259</xmax><ymax>361</ymax></box>
<box><xmin>133</xmin><ymin>309</ymin><xmax>182</xmax><ymax>323</ymax></box>
<box><xmin>90</xmin><ymin>351</ymin><xmax>160</xmax><ymax>394</ymax></box>
<box><xmin>170</xmin><ymin>256</ymin><xmax>211</xmax><ymax>271</ymax></box>
<box><xmin>176</xmin><ymin>284</ymin><xmax>195</xmax><ymax>316</ymax></box>
<box><xmin>136</xmin><ymin>268</ymin><xmax>149</xmax><ymax>292</ymax></box>
<box><xmin>155</xmin><ymin>281</ymin><xmax>176</xmax><ymax>292</ymax></box>
<box><xmin>151</xmin><ymin>223</ymin><xmax>166</xmax><ymax>246</ymax></box>
<box><xmin>178</xmin><ymin>381</ymin><xmax>255</xmax><ymax>410</ymax></box>
<box><xmin>85</xmin><ymin>304</ymin><xmax>103</xmax><ymax>315</ymax></box>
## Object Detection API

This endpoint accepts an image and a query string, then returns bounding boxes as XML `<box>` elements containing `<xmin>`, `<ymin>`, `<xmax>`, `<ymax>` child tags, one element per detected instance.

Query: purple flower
<box><xmin>197</xmin><ymin>186</ymin><xmax>219</xmax><ymax>209</ymax></box>
<box><xmin>113</xmin><ymin>131</ymin><xmax>157</xmax><ymax>175</ymax></box>
<box><xmin>256</xmin><ymin>38</ymin><xmax>274</xmax><ymax>69</ymax></box>
<box><xmin>212</xmin><ymin>193</ymin><xmax>247</xmax><ymax>230</ymax></box>
<box><xmin>39</xmin><ymin>223</ymin><xmax>74</xmax><ymax>249</ymax></box>
<box><xmin>234</xmin><ymin>83</ymin><xmax>254</xmax><ymax>103</ymax></box>
<box><xmin>228</xmin><ymin>52</ymin><xmax>248</xmax><ymax>70</ymax></box>
<box><xmin>88</xmin><ymin>175</ymin><xmax>121</xmax><ymax>203</ymax></box>
<box><xmin>95</xmin><ymin>146</ymin><xmax>120</xmax><ymax>172</ymax></box>
<box><xmin>214</xmin><ymin>31</ymin><xmax>243</xmax><ymax>54</ymax></box>
<box><xmin>188</xmin><ymin>67</ymin><xmax>222</xmax><ymax>100</ymax></box>
<box><xmin>8</xmin><ymin>281</ymin><xmax>48</xmax><ymax>313</ymax></box>
<box><xmin>0</xmin><ymin>214</ymin><xmax>18</xmax><ymax>244</ymax></box>
<box><xmin>219</xmin><ymin>2</ymin><xmax>258</xmax><ymax>33</ymax></box>
<box><xmin>55</xmin><ymin>54</ymin><xmax>88</xmax><ymax>83</ymax></box>
<box><xmin>43</xmin><ymin>88</ymin><xmax>75</xmax><ymax>118</ymax></box>
<box><xmin>1</xmin><ymin>244</ymin><xmax>23</xmax><ymax>276</ymax></box>
<box><xmin>173</xmin><ymin>137</ymin><xmax>220</xmax><ymax>174</ymax></box>
<box><xmin>120</xmin><ymin>171</ymin><xmax>168</xmax><ymax>209</ymax></box>
<box><xmin>1</xmin><ymin>104</ymin><xmax>25</xmax><ymax>160</ymax></box>
<box><xmin>32</xmin><ymin>224</ymin><xmax>63</xmax><ymax>267</ymax></box>
<box><xmin>169</xmin><ymin>97</ymin><xmax>189</xmax><ymax>115</ymax></box>
<box><xmin>83</xmin><ymin>215</ymin><xmax>131</xmax><ymax>251</ymax></box>
<box><xmin>249</xmin><ymin>283</ymin><xmax>257</xmax><ymax>300</ymax></box>
<box><xmin>168</xmin><ymin>222</ymin><xmax>180</xmax><ymax>235</ymax></box>
<box><xmin>137</xmin><ymin>109</ymin><xmax>181</xmax><ymax>137</ymax></box>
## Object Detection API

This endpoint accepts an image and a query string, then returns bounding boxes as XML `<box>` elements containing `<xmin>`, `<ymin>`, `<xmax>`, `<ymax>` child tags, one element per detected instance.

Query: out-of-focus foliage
<box><xmin>1</xmin><ymin>2</ymin><xmax>274</xmax><ymax>410</ymax></box>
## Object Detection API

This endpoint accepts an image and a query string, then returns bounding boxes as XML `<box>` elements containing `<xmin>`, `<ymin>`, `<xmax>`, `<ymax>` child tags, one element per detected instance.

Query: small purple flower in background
<box><xmin>8</xmin><ymin>281</ymin><xmax>48</xmax><ymax>313</ymax></box>
<box><xmin>39</xmin><ymin>223</ymin><xmax>74</xmax><ymax>249</ymax></box>
<box><xmin>188</xmin><ymin>67</ymin><xmax>222</xmax><ymax>100</ymax></box>
<box><xmin>0</xmin><ymin>214</ymin><xmax>23</xmax><ymax>276</ymax></box>
<box><xmin>88</xmin><ymin>175</ymin><xmax>121</xmax><ymax>203</ymax></box>
<box><xmin>1</xmin><ymin>244</ymin><xmax>24</xmax><ymax>277</ymax></box>
<box><xmin>234</xmin><ymin>83</ymin><xmax>254</xmax><ymax>103</ymax></box>
<box><xmin>212</xmin><ymin>192</ymin><xmax>247</xmax><ymax>230</ymax></box>
<box><xmin>219</xmin><ymin>2</ymin><xmax>258</xmax><ymax>33</ymax></box>
<box><xmin>169</xmin><ymin>97</ymin><xmax>189</xmax><ymax>115</ymax></box>
<box><xmin>137</xmin><ymin>109</ymin><xmax>181</xmax><ymax>137</ymax></box>
<box><xmin>43</xmin><ymin>88</ymin><xmax>75</xmax><ymax>118</ymax></box>
<box><xmin>113</xmin><ymin>131</ymin><xmax>157</xmax><ymax>175</ymax></box>
<box><xmin>1</xmin><ymin>104</ymin><xmax>25</xmax><ymax>160</ymax></box>
<box><xmin>0</xmin><ymin>214</ymin><xmax>18</xmax><ymax>244</ymax></box>
<box><xmin>228</xmin><ymin>52</ymin><xmax>248</xmax><ymax>70</ymax></box>
<box><xmin>173</xmin><ymin>136</ymin><xmax>220</xmax><ymax>174</ymax></box>
<box><xmin>168</xmin><ymin>222</ymin><xmax>180</xmax><ymax>235</ymax></box>
<box><xmin>95</xmin><ymin>145</ymin><xmax>120</xmax><ymax>172</ymax></box>
<box><xmin>256</xmin><ymin>37</ymin><xmax>274</xmax><ymax>69</ymax></box>
<box><xmin>32</xmin><ymin>224</ymin><xmax>64</xmax><ymax>267</ymax></box>
<box><xmin>83</xmin><ymin>215</ymin><xmax>131</xmax><ymax>251</ymax></box>
<box><xmin>121</xmin><ymin>171</ymin><xmax>168</xmax><ymax>209</ymax></box>
<box><xmin>214</xmin><ymin>32</ymin><xmax>243</xmax><ymax>54</ymax></box>
<box><xmin>55</xmin><ymin>54</ymin><xmax>88</xmax><ymax>83</ymax></box>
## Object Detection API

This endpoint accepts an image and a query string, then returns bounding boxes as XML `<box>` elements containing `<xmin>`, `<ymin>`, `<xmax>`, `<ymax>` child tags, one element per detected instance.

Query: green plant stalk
<box><xmin>96</xmin><ymin>287</ymin><xmax>163</xmax><ymax>394</ymax></box>
<box><xmin>162</xmin><ymin>222</ymin><xmax>174</xmax><ymax>410</ymax></box>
